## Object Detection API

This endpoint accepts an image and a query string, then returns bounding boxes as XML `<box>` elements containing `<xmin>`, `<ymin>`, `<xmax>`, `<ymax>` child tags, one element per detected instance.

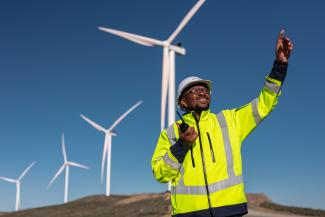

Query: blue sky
<box><xmin>0</xmin><ymin>0</ymin><xmax>325</xmax><ymax>212</ymax></box>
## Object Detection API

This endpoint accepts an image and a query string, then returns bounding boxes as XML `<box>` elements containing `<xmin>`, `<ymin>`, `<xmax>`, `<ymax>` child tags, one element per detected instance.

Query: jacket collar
<box><xmin>182</xmin><ymin>109</ymin><xmax>211</xmax><ymax>125</ymax></box>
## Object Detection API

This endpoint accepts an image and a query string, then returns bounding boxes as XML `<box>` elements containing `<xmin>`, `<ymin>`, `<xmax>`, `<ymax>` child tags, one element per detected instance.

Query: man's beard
<box><xmin>189</xmin><ymin>103</ymin><xmax>210</xmax><ymax>113</ymax></box>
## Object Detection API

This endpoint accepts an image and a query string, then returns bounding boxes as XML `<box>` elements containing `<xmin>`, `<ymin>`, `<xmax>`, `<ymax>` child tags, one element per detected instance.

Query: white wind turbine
<box><xmin>0</xmin><ymin>161</ymin><xmax>36</xmax><ymax>211</ymax></box>
<box><xmin>98</xmin><ymin>0</ymin><xmax>205</xmax><ymax>132</ymax></box>
<box><xmin>80</xmin><ymin>100</ymin><xmax>142</xmax><ymax>196</ymax></box>
<box><xmin>48</xmin><ymin>134</ymin><xmax>88</xmax><ymax>203</ymax></box>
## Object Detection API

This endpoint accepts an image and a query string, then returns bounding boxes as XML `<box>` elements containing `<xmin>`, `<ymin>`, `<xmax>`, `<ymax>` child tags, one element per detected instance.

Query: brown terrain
<box><xmin>0</xmin><ymin>193</ymin><xmax>324</xmax><ymax>217</ymax></box>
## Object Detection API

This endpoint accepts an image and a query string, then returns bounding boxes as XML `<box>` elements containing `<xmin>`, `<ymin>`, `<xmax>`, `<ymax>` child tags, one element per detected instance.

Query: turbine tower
<box><xmin>48</xmin><ymin>134</ymin><xmax>88</xmax><ymax>203</ymax></box>
<box><xmin>0</xmin><ymin>161</ymin><xmax>36</xmax><ymax>211</ymax></box>
<box><xmin>98</xmin><ymin>0</ymin><xmax>205</xmax><ymax>131</ymax></box>
<box><xmin>80</xmin><ymin>100</ymin><xmax>142</xmax><ymax>196</ymax></box>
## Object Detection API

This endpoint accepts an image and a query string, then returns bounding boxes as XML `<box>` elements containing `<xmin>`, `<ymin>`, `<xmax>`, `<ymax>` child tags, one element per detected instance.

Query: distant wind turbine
<box><xmin>48</xmin><ymin>134</ymin><xmax>88</xmax><ymax>203</ymax></box>
<box><xmin>0</xmin><ymin>161</ymin><xmax>36</xmax><ymax>211</ymax></box>
<box><xmin>80</xmin><ymin>100</ymin><xmax>142</xmax><ymax>196</ymax></box>
<box><xmin>99</xmin><ymin>0</ymin><xmax>205</xmax><ymax>131</ymax></box>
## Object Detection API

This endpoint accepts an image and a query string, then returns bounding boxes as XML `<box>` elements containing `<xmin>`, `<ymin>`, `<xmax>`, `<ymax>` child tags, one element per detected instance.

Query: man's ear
<box><xmin>180</xmin><ymin>99</ymin><xmax>187</xmax><ymax>110</ymax></box>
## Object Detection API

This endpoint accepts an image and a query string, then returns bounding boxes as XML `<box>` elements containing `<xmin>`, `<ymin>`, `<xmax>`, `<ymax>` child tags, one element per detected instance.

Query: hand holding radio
<box><xmin>177</xmin><ymin>111</ymin><xmax>198</xmax><ymax>146</ymax></box>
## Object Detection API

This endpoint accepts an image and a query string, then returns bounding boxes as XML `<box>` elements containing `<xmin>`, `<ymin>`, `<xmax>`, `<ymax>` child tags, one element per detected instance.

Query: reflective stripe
<box><xmin>171</xmin><ymin>112</ymin><xmax>243</xmax><ymax>195</ymax></box>
<box><xmin>172</xmin><ymin>175</ymin><xmax>243</xmax><ymax>195</ymax></box>
<box><xmin>216</xmin><ymin>112</ymin><xmax>235</xmax><ymax>178</ymax></box>
<box><xmin>252</xmin><ymin>98</ymin><xmax>262</xmax><ymax>125</ymax></box>
<box><xmin>208</xmin><ymin>175</ymin><xmax>243</xmax><ymax>193</ymax></box>
<box><xmin>264</xmin><ymin>80</ymin><xmax>280</xmax><ymax>94</ymax></box>
<box><xmin>172</xmin><ymin>184</ymin><xmax>207</xmax><ymax>195</ymax></box>
<box><xmin>166</xmin><ymin>124</ymin><xmax>177</xmax><ymax>146</ymax></box>
<box><xmin>163</xmin><ymin>153</ymin><xmax>181</xmax><ymax>170</ymax></box>
<box><xmin>179</xmin><ymin>166</ymin><xmax>185</xmax><ymax>185</ymax></box>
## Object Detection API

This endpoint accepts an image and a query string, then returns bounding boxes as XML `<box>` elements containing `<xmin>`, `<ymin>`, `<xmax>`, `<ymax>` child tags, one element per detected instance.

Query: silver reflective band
<box><xmin>171</xmin><ymin>112</ymin><xmax>243</xmax><ymax>195</ymax></box>
<box><xmin>172</xmin><ymin>175</ymin><xmax>243</xmax><ymax>195</ymax></box>
<box><xmin>252</xmin><ymin>98</ymin><xmax>262</xmax><ymax>125</ymax></box>
<box><xmin>166</xmin><ymin>124</ymin><xmax>177</xmax><ymax>146</ymax></box>
<box><xmin>163</xmin><ymin>153</ymin><xmax>181</xmax><ymax>170</ymax></box>
<box><xmin>208</xmin><ymin>175</ymin><xmax>243</xmax><ymax>193</ymax></box>
<box><xmin>178</xmin><ymin>166</ymin><xmax>185</xmax><ymax>186</ymax></box>
<box><xmin>264</xmin><ymin>80</ymin><xmax>281</xmax><ymax>94</ymax></box>
<box><xmin>217</xmin><ymin>112</ymin><xmax>235</xmax><ymax>178</ymax></box>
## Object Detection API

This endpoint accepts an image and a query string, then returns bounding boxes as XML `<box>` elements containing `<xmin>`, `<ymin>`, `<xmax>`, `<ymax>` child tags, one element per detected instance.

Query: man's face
<box><xmin>180</xmin><ymin>84</ymin><xmax>211</xmax><ymax>112</ymax></box>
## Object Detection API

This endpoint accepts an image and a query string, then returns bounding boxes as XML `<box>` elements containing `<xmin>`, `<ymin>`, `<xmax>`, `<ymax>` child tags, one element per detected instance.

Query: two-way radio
<box><xmin>177</xmin><ymin>111</ymin><xmax>189</xmax><ymax>133</ymax></box>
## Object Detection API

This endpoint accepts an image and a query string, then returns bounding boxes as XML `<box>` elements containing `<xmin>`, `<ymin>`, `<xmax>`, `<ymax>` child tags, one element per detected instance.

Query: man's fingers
<box><xmin>286</xmin><ymin>42</ymin><xmax>293</xmax><ymax>58</ymax></box>
<box><xmin>280</xmin><ymin>29</ymin><xmax>285</xmax><ymax>35</ymax></box>
<box><xmin>277</xmin><ymin>29</ymin><xmax>285</xmax><ymax>47</ymax></box>
<box><xmin>188</xmin><ymin>127</ymin><xmax>195</xmax><ymax>135</ymax></box>
<box><xmin>283</xmin><ymin>37</ymin><xmax>293</xmax><ymax>58</ymax></box>
<box><xmin>193</xmin><ymin>132</ymin><xmax>198</xmax><ymax>140</ymax></box>
<box><xmin>279</xmin><ymin>29</ymin><xmax>285</xmax><ymax>38</ymax></box>
<box><xmin>289</xmin><ymin>42</ymin><xmax>293</xmax><ymax>50</ymax></box>
<box><xmin>186</xmin><ymin>127</ymin><xmax>197</xmax><ymax>139</ymax></box>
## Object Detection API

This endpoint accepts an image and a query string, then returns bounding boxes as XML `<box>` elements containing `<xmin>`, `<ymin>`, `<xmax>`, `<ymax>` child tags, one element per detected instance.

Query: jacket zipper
<box><xmin>193</xmin><ymin>114</ymin><xmax>214</xmax><ymax>217</ymax></box>
<box><xmin>207</xmin><ymin>132</ymin><xmax>216</xmax><ymax>163</ymax></box>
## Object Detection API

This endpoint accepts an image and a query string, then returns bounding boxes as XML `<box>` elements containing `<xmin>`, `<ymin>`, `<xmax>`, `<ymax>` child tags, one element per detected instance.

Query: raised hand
<box><xmin>276</xmin><ymin>29</ymin><xmax>293</xmax><ymax>64</ymax></box>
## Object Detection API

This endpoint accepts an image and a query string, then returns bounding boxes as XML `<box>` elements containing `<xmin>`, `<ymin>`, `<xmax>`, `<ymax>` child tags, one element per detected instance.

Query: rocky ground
<box><xmin>0</xmin><ymin>193</ymin><xmax>324</xmax><ymax>217</ymax></box>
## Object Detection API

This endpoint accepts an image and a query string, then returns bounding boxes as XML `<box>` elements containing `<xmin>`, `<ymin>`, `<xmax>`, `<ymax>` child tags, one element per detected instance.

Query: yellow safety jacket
<box><xmin>152</xmin><ymin>62</ymin><xmax>287</xmax><ymax>217</ymax></box>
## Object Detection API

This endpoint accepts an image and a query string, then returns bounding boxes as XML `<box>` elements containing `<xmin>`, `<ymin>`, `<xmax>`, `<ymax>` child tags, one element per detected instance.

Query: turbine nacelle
<box><xmin>109</xmin><ymin>131</ymin><xmax>117</xmax><ymax>136</ymax></box>
<box><xmin>161</xmin><ymin>40</ymin><xmax>185</xmax><ymax>55</ymax></box>
<box><xmin>66</xmin><ymin>162</ymin><xmax>89</xmax><ymax>169</ymax></box>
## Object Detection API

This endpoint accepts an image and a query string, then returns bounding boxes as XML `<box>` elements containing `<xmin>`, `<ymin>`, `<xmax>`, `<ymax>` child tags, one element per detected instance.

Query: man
<box><xmin>151</xmin><ymin>30</ymin><xmax>293</xmax><ymax>217</ymax></box>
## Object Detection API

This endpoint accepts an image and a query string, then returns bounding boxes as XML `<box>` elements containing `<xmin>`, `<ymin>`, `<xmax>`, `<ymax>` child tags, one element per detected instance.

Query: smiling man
<box><xmin>151</xmin><ymin>30</ymin><xmax>293</xmax><ymax>217</ymax></box>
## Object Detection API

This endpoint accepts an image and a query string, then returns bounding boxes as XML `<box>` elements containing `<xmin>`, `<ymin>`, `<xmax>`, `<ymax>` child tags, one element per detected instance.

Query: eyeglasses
<box><xmin>183</xmin><ymin>86</ymin><xmax>209</xmax><ymax>96</ymax></box>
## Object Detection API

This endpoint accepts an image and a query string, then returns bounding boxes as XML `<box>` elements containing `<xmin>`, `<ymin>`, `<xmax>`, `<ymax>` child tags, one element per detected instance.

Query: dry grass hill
<box><xmin>0</xmin><ymin>193</ymin><xmax>324</xmax><ymax>217</ymax></box>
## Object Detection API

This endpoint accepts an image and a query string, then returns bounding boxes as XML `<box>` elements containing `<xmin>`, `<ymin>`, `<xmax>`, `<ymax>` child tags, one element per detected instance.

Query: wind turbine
<box><xmin>48</xmin><ymin>134</ymin><xmax>88</xmax><ymax>203</ymax></box>
<box><xmin>98</xmin><ymin>0</ymin><xmax>205</xmax><ymax>131</ymax></box>
<box><xmin>80</xmin><ymin>100</ymin><xmax>142</xmax><ymax>196</ymax></box>
<box><xmin>0</xmin><ymin>161</ymin><xmax>36</xmax><ymax>211</ymax></box>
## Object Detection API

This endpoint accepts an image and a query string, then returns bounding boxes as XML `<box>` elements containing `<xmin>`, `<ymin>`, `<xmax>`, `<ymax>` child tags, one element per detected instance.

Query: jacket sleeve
<box><xmin>151</xmin><ymin>125</ymin><xmax>189</xmax><ymax>183</ymax></box>
<box><xmin>233</xmin><ymin>61</ymin><xmax>288</xmax><ymax>144</ymax></box>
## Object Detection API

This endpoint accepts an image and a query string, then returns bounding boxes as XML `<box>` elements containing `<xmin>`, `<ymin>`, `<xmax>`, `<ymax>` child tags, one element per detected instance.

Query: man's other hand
<box><xmin>276</xmin><ymin>29</ymin><xmax>293</xmax><ymax>64</ymax></box>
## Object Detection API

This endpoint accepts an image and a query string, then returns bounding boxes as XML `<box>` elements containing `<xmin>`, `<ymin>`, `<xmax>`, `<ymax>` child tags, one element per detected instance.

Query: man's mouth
<box><xmin>197</xmin><ymin>97</ymin><xmax>208</xmax><ymax>102</ymax></box>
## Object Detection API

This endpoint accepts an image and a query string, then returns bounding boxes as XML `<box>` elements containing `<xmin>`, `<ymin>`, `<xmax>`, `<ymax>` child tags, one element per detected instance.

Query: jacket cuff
<box><xmin>269</xmin><ymin>60</ymin><xmax>288</xmax><ymax>82</ymax></box>
<box><xmin>170</xmin><ymin>141</ymin><xmax>190</xmax><ymax>163</ymax></box>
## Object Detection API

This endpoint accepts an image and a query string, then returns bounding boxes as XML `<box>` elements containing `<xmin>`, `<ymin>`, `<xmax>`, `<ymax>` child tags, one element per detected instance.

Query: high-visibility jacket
<box><xmin>152</xmin><ymin>62</ymin><xmax>288</xmax><ymax>217</ymax></box>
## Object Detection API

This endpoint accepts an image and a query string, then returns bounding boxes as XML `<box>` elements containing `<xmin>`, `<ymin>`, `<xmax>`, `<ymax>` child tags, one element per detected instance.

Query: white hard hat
<box><xmin>177</xmin><ymin>76</ymin><xmax>212</xmax><ymax>105</ymax></box>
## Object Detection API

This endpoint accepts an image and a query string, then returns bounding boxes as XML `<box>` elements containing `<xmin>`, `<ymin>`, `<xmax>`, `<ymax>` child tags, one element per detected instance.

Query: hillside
<box><xmin>1</xmin><ymin>193</ymin><xmax>324</xmax><ymax>217</ymax></box>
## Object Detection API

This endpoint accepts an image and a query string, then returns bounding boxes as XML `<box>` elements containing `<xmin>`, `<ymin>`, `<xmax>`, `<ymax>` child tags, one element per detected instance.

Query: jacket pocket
<box><xmin>190</xmin><ymin>147</ymin><xmax>195</xmax><ymax>168</ymax></box>
<box><xmin>206</xmin><ymin>132</ymin><xmax>216</xmax><ymax>163</ymax></box>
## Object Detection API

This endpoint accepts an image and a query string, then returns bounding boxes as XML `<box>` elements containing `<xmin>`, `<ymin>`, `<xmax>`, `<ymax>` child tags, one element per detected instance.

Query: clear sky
<box><xmin>0</xmin><ymin>0</ymin><xmax>324</xmax><ymax>212</ymax></box>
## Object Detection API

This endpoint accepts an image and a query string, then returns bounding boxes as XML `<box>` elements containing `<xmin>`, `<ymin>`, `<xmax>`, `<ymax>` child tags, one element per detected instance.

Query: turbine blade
<box><xmin>80</xmin><ymin>114</ymin><xmax>107</xmax><ymax>133</ymax></box>
<box><xmin>168</xmin><ymin>0</ymin><xmax>205</xmax><ymax>43</ymax></box>
<box><xmin>48</xmin><ymin>164</ymin><xmax>65</xmax><ymax>188</ymax></box>
<box><xmin>99</xmin><ymin>26</ymin><xmax>163</xmax><ymax>47</ymax></box>
<box><xmin>18</xmin><ymin>161</ymin><xmax>36</xmax><ymax>180</ymax></box>
<box><xmin>62</xmin><ymin>134</ymin><xmax>67</xmax><ymax>163</ymax></box>
<box><xmin>161</xmin><ymin>48</ymin><xmax>169</xmax><ymax>131</ymax></box>
<box><xmin>107</xmin><ymin>101</ymin><xmax>143</xmax><ymax>132</ymax></box>
<box><xmin>101</xmin><ymin>135</ymin><xmax>109</xmax><ymax>183</ymax></box>
<box><xmin>68</xmin><ymin>162</ymin><xmax>89</xmax><ymax>169</ymax></box>
<box><xmin>0</xmin><ymin>176</ymin><xmax>16</xmax><ymax>183</ymax></box>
